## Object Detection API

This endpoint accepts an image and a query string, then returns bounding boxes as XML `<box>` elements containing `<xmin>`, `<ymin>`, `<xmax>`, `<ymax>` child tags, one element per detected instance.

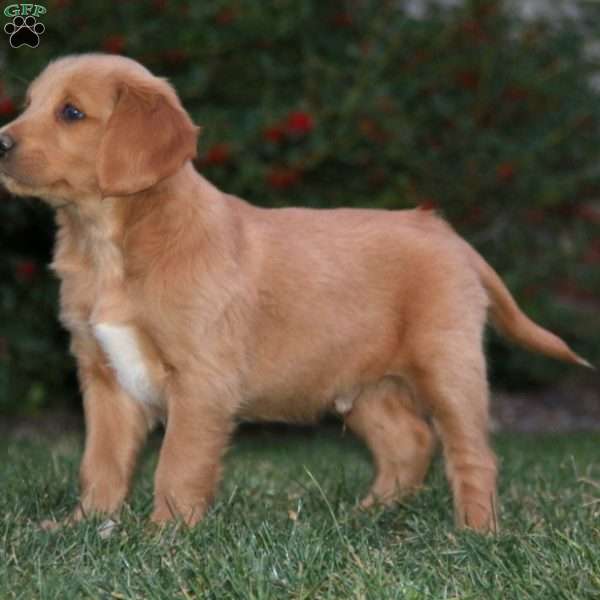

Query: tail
<box><xmin>467</xmin><ymin>245</ymin><xmax>593</xmax><ymax>369</ymax></box>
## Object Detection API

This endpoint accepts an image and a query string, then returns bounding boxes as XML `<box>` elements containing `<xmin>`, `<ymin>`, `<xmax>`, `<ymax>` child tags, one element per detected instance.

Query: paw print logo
<box><xmin>4</xmin><ymin>15</ymin><xmax>45</xmax><ymax>48</ymax></box>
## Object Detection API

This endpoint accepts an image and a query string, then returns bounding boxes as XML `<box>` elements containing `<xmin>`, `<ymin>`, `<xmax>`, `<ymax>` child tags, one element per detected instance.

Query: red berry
<box><xmin>15</xmin><ymin>260</ymin><xmax>38</xmax><ymax>282</ymax></box>
<box><xmin>102</xmin><ymin>35</ymin><xmax>126</xmax><ymax>54</ymax></box>
<box><xmin>164</xmin><ymin>49</ymin><xmax>190</xmax><ymax>65</ymax></box>
<box><xmin>418</xmin><ymin>198</ymin><xmax>438</xmax><ymax>211</ymax></box>
<box><xmin>203</xmin><ymin>143</ymin><xmax>231</xmax><ymax>166</ymax></box>
<box><xmin>455</xmin><ymin>70</ymin><xmax>480</xmax><ymax>90</ymax></box>
<box><xmin>215</xmin><ymin>7</ymin><xmax>237</xmax><ymax>25</ymax></box>
<box><xmin>263</xmin><ymin>126</ymin><xmax>286</xmax><ymax>144</ymax></box>
<box><xmin>285</xmin><ymin>111</ymin><xmax>314</xmax><ymax>136</ymax></box>
<box><xmin>0</xmin><ymin>97</ymin><xmax>15</xmax><ymax>116</ymax></box>
<box><xmin>496</xmin><ymin>162</ymin><xmax>516</xmax><ymax>182</ymax></box>
<box><xmin>266</xmin><ymin>167</ymin><xmax>301</xmax><ymax>190</ymax></box>
<box><xmin>575</xmin><ymin>202</ymin><xmax>600</xmax><ymax>225</ymax></box>
<box><xmin>332</xmin><ymin>12</ymin><xmax>352</xmax><ymax>28</ymax></box>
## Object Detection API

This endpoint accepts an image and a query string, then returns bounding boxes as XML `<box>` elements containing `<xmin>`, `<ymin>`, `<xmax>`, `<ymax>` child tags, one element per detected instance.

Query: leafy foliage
<box><xmin>1</xmin><ymin>0</ymin><xmax>599</xmax><ymax>412</ymax></box>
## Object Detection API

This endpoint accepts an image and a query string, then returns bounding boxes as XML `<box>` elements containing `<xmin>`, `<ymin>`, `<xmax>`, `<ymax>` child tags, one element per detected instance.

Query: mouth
<box><xmin>0</xmin><ymin>169</ymin><xmax>38</xmax><ymax>198</ymax></box>
<box><xmin>0</xmin><ymin>170</ymin><xmax>73</xmax><ymax>209</ymax></box>
<box><xmin>0</xmin><ymin>169</ymin><xmax>15</xmax><ymax>187</ymax></box>
<box><xmin>0</xmin><ymin>169</ymin><xmax>23</xmax><ymax>187</ymax></box>
<box><xmin>0</xmin><ymin>152</ymin><xmax>48</xmax><ymax>191</ymax></box>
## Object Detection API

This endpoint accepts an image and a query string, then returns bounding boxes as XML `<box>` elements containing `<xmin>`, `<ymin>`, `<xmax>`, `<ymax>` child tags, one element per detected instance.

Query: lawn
<box><xmin>1</xmin><ymin>426</ymin><xmax>598</xmax><ymax>599</ymax></box>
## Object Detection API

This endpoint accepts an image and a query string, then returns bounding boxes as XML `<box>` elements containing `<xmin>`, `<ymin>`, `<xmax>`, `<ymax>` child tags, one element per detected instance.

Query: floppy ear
<box><xmin>97</xmin><ymin>80</ymin><xmax>199</xmax><ymax>196</ymax></box>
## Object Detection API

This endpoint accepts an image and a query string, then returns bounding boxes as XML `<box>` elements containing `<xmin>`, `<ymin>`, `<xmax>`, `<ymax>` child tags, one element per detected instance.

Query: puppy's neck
<box><xmin>118</xmin><ymin>162</ymin><xmax>228</xmax><ymax>239</ymax></box>
<box><xmin>54</xmin><ymin>162</ymin><xmax>230</xmax><ymax>280</ymax></box>
<box><xmin>57</xmin><ymin>162</ymin><xmax>223</xmax><ymax>233</ymax></box>
<box><xmin>140</xmin><ymin>161</ymin><xmax>222</xmax><ymax>206</ymax></box>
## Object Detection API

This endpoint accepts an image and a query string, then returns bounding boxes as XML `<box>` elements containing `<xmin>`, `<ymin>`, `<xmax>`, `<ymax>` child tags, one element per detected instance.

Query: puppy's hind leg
<box><xmin>345</xmin><ymin>381</ymin><xmax>435</xmax><ymax>509</ymax></box>
<box><xmin>409</xmin><ymin>339</ymin><xmax>498</xmax><ymax>532</ymax></box>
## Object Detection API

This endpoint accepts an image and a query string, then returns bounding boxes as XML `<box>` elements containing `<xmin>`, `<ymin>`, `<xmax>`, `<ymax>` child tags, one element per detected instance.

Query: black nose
<box><xmin>0</xmin><ymin>133</ymin><xmax>15</xmax><ymax>158</ymax></box>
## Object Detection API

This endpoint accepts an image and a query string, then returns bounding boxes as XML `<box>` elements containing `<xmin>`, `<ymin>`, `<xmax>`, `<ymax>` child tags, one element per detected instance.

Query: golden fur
<box><xmin>0</xmin><ymin>54</ymin><xmax>590</xmax><ymax>531</ymax></box>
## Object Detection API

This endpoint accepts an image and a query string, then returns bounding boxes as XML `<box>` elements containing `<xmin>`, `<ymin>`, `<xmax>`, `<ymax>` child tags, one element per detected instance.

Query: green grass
<box><xmin>1</xmin><ymin>427</ymin><xmax>599</xmax><ymax>599</ymax></box>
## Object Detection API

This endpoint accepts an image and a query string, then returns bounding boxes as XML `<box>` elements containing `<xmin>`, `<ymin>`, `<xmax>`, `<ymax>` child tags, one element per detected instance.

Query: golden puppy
<box><xmin>0</xmin><ymin>54</ymin><xmax>590</xmax><ymax>531</ymax></box>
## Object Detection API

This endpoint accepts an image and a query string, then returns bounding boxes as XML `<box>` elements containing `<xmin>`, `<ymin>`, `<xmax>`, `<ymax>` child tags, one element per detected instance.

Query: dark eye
<box><xmin>61</xmin><ymin>104</ymin><xmax>85</xmax><ymax>122</ymax></box>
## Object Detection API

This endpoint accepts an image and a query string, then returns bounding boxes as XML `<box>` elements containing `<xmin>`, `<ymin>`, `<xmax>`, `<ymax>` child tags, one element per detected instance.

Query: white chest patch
<box><xmin>93</xmin><ymin>323</ymin><xmax>160</xmax><ymax>407</ymax></box>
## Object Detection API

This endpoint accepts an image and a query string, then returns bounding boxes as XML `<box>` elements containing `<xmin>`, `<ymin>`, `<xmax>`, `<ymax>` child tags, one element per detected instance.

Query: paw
<box><xmin>39</xmin><ymin>513</ymin><xmax>120</xmax><ymax>539</ymax></box>
<box><xmin>359</xmin><ymin>493</ymin><xmax>377</xmax><ymax>509</ymax></box>
<box><xmin>457</xmin><ymin>501</ymin><xmax>499</xmax><ymax>533</ymax></box>
<box><xmin>39</xmin><ymin>518</ymin><xmax>62</xmax><ymax>532</ymax></box>
<box><xmin>359</xmin><ymin>491</ymin><xmax>397</xmax><ymax>510</ymax></box>
<box><xmin>39</xmin><ymin>507</ymin><xmax>84</xmax><ymax>531</ymax></box>
<box><xmin>150</xmin><ymin>499</ymin><xmax>207</xmax><ymax>527</ymax></box>
<box><xmin>4</xmin><ymin>15</ymin><xmax>45</xmax><ymax>48</ymax></box>
<box><xmin>359</xmin><ymin>477</ymin><xmax>419</xmax><ymax>509</ymax></box>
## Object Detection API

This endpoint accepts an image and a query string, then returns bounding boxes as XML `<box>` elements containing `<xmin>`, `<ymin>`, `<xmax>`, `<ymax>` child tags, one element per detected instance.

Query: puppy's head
<box><xmin>0</xmin><ymin>54</ymin><xmax>199</xmax><ymax>206</ymax></box>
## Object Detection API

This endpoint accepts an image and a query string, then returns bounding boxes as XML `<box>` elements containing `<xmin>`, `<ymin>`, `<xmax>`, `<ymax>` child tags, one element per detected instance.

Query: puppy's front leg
<box><xmin>74</xmin><ymin>361</ymin><xmax>152</xmax><ymax>522</ymax></box>
<box><xmin>151</xmin><ymin>386</ymin><xmax>234</xmax><ymax>527</ymax></box>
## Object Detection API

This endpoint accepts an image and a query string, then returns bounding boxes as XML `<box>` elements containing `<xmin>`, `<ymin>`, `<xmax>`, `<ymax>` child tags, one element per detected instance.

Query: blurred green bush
<box><xmin>1</xmin><ymin>0</ymin><xmax>599</xmax><ymax>414</ymax></box>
